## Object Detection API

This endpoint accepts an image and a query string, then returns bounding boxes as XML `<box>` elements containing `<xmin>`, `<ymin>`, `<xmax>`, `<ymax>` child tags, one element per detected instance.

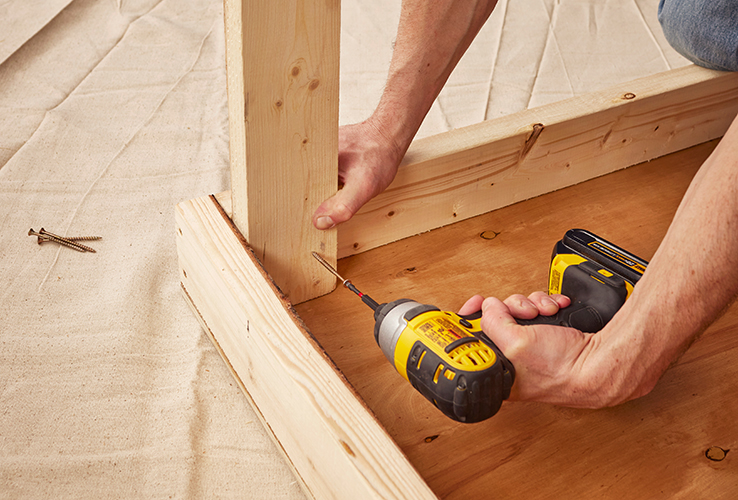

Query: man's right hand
<box><xmin>312</xmin><ymin>121</ymin><xmax>404</xmax><ymax>230</ymax></box>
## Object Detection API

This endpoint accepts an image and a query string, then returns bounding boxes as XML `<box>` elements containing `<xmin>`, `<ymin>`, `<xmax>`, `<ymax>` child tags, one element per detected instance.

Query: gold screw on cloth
<box><xmin>28</xmin><ymin>228</ymin><xmax>100</xmax><ymax>253</ymax></box>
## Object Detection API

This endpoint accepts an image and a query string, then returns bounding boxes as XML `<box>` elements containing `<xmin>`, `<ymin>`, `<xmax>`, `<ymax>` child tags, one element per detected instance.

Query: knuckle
<box><xmin>505</xmin><ymin>294</ymin><xmax>529</xmax><ymax>307</ymax></box>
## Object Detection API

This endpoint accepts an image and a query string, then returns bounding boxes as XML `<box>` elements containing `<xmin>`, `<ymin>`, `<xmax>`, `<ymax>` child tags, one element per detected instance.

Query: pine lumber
<box><xmin>338</xmin><ymin>65</ymin><xmax>738</xmax><ymax>258</ymax></box>
<box><xmin>175</xmin><ymin>194</ymin><xmax>436</xmax><ymax>500</ymax></box>
<box><xmin>224</xmin><ymin>0</ymin><xmax>340</xmax><ymax>303</ymax></box>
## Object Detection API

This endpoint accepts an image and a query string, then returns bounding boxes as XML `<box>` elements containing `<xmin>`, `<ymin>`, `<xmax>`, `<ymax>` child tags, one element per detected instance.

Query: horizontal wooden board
<box><xmin>176</xmin><ymin>195</ymin><xmax>436</xmax><ymax>499</ymax></box>
<box><xmin>296</xmin><ymin>141</ymin><xmax>738</xmax><ymax>499</ymax></box>
<box><xmin>337</xmin><ymin>65</ymin><xmax>738</xmax><ymax>258</ymax></box>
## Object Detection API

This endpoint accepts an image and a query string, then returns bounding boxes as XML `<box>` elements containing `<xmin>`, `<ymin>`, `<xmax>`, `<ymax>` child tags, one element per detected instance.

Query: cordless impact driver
<box><xmin>313</xmin><ymin>229</ymin><xmax>648</xmax><ymax>423</ymax></box>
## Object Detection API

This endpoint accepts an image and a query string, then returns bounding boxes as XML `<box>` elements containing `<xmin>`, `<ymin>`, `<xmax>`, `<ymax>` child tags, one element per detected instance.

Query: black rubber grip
<box><xmin>515</xmin><ymin>259</ymin><xmax>630</xmax><ymax>332</ymax></box>
<box><xmin>515</xmin><ymin>301</ymin><xmax>605</xmax><ymax>332</ymax></box>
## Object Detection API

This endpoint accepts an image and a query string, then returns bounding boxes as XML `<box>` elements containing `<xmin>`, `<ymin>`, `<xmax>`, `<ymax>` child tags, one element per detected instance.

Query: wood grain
<box><xmin>296</xmin><ymin>141</ymin><xmax>738</xmax><ymax>499</ymax></box>
<box><xmin>224</xmin><ymin>0</ymin><xmax>340</xmax><ymax>303</ymax></box>
<box><xmin>338</xmin><ymin>65</ymin><xmax>738</xmax><ymax>258</ymax></box>
<box><xmin>176</xmin><ymin>195</ymin><xmax>436</xmax><ymax>500</ymax></box>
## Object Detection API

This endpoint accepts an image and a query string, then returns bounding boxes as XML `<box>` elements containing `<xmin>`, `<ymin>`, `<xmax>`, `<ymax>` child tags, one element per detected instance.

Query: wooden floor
<box><xmin>295</xmin><ymin>140</ymin><xmax>738</xmax><ymax>499</ymax></box>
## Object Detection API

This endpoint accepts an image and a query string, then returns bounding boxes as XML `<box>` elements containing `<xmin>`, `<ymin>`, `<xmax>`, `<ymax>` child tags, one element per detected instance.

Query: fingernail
<box><xmin>315</xmin><ymin>216</ymin><xmax>335</xmax><ymax>230</ymax></box>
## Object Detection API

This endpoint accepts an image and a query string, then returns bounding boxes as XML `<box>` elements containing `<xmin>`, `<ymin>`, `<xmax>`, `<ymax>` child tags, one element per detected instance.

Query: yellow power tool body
<box><xmin>372</xmin><ymin>299</ymin><xmax>514</xmax><ymax>423</ymax></box>
<box><xmin>313</xmin><ymin>229</ymin><xmax>648</xmax><ymax>424</ymax></box>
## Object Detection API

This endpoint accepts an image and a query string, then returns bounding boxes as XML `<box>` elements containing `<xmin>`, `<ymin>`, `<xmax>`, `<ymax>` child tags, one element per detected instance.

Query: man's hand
<box><xmin>312</xmin><ymin>121</ymin><xmax>403</xmax><ymax>230</ymax></box>
<box><xmin>312</xmin><ymin>0</ymin><xmax>498</xmax><ymax>230</ymax></box>
<box><xmin>460</xmin><ymin>292</ymin><xmax>630</xmax><ymax>409</ymax></box>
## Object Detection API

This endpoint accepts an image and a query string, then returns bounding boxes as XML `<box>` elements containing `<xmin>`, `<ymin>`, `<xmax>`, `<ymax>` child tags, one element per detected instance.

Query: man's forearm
<box><xmin>369</xmin><ymin>0</ymin><xmax>497</xmax><ymax>156</ymax></box>
<box><xmin>583</xmin><ymin>115</ymin><xmax>738</xmax><ymax>405</ymax></box>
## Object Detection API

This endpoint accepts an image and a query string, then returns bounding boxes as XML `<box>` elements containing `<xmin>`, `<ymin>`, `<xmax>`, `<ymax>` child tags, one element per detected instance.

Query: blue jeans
<box><xmin>659</xmin><ymin>0</ymin><xmax>738</xmax><ymax>71</ymax></box>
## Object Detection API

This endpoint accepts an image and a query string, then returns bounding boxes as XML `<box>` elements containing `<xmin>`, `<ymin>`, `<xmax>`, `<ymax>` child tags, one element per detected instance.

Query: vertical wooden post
<box><xmin>224</xmin><ymin>0</ymin><xmax>340</xmax><ymax>303</ymax></box>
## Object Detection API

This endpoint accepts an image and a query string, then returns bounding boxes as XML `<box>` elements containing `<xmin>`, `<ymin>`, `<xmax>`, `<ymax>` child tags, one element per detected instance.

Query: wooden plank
<box><xmin>224</xmin><ymin>0</ymin><xmax>340</xmax><ymax>303</ymax></box>
<box><xmin>175</xmin><ymin>194</ymin><xmax>437</xmax><ymax>500</ymax></box>
<box><xmin>296</xmin><ymin>141</ymin><xmax>738</xmax><ymax>499</ymax></box>
<box><xmin>338</xmin><ymin>65</ymin><xmax>738</xmax><ymax>258</ymax></box>
<box><xmin>179</xmin><ymin>284</ymin><xmax>312</xmax><ymax>496</ymax></box>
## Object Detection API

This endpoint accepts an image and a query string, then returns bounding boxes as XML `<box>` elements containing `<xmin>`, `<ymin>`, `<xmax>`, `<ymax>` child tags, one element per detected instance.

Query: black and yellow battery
<box><xmin>537</xmin><ymin>229</ymin><xmax>649</xmax><ymax>332</ymax></box>
<box><xmin>549</xmin><ymin>228</ymin><xmax>647</xmax><ymax>296</ymax></box>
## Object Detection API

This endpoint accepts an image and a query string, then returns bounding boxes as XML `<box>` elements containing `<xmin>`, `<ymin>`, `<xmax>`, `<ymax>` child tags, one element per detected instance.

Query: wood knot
<box><xmin>309</xmin><ymin>79</ymin><xmax>320</xmax><ymax>91</ymax></box>
<box><xmin>706</xmin><ymin>446</ymin><xmax>729</xmax><ymax>462</ymax></box>
<box><xmin>623</xmin><ymin>92</ymin><xmax>636</xmax><ymax>100</ymax></box>
<box><xmin>340</xmin><ymin>440</ymin><xmax>355</xmax><ymax>457</ymax></box>
<box><xmin>396</xmin><ymin>267</ymin><xmax>418</xmax><ymax>278</ymax></box>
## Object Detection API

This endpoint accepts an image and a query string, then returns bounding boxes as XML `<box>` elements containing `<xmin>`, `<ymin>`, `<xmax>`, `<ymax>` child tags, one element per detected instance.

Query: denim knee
<box><xmin>658</xmin><ymin>0</ymin><xmax>738</xmax><ymax>71</ymax></box>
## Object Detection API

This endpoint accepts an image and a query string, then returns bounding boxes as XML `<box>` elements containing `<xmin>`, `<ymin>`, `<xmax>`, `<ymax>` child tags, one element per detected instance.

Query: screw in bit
<box><xmin>311</xmin><ymin>252</ymin><xmax>379</xmax><ymax>310</ymax></box>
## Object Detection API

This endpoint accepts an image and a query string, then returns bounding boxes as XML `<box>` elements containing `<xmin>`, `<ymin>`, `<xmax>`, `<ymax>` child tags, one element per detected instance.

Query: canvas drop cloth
<box><xmin>0</xmin><ymin>0</ymin><xmax>688</xmax><ymax>498</ymax></box>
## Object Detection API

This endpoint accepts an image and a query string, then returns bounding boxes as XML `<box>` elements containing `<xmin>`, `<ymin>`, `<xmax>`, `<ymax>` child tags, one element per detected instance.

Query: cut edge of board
<box><xmin>175</xmin><ymin>194</ymin><xmax>437</xmax><ymax>500</ymax></box>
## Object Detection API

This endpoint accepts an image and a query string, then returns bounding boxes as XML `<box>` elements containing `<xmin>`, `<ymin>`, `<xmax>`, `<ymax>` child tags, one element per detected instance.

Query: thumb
<box><xmin>312</xmin><ymin>179</ymin><xmax>376</xmax><ymax>230</ymax></box>
<box><xmin>312</xmin><ymin>185</ymin><xmax>363</xmax><ymax>230</ymax></box>
<box><xmin>480</xmin><ymin>297</ymin><xmax>521</xmax><ymax>353</ymax></box>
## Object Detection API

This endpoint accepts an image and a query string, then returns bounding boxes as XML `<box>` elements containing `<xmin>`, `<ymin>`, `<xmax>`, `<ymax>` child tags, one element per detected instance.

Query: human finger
<box><xmin>312</xmin><ymin>183</ymin><xmax>369</xmax><ymax>229</ymax></box>
<box><xmin>525</xmin><ymin>291</ymin><xmax>571</xmax><ymax>316</ymax></box>
<box><xmin>458</xmin><ymin>294</ymin><xmax>484</xmax><ymax>316</ymax></box>
<box><xmin>502</xmin><ymin>293</ymin><xmax>540</xmax><ymax>320</ymax></box>
<box><xmin>479</xmin><ymin>297</ymin><xmax>522</xmax><ymax>353</ymax></box>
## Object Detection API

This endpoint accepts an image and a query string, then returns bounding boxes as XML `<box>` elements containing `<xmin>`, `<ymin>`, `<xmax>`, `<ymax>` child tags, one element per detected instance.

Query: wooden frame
<box><xmin>177</xmin><ymin>1</ymin><xmax>738</xmax><ymax>498</ymax></box>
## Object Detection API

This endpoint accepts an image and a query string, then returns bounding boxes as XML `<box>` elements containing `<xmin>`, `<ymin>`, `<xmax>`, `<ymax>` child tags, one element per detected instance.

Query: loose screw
<box><xmin>39</xmin><ymin>235</ymin><xmax>101</xmax><ymax>242</ymax></box>
<box><xmin>40</xmin><ymin>228</ymin><xmax>99</xmax><ymax>253</ymax></box>
<box><xmin>28</xmin><ymin>228</ymin><xmax>99</xmax><ymax>253</ymax></box>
